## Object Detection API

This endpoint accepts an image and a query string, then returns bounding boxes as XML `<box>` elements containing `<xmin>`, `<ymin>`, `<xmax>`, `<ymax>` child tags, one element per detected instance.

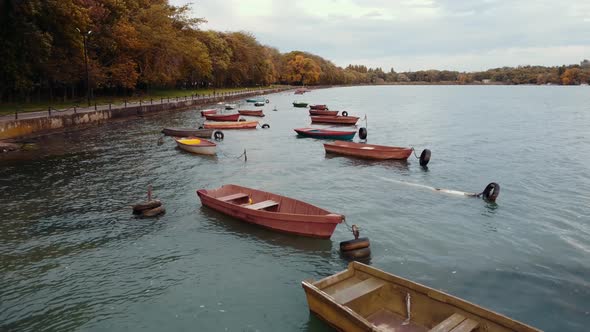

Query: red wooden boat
<box><xmin>309</xmin><ymin>109</ymin><xmax>338</xmax><ymax>116</ymax></box>
<box><xmin>197</xmin><ymin>184</ymin><xmax>344</xmax><ymax>238</ymax></box>
<box><xmin>238</xmin><ymin>110</ymin><xmax>265</xmax><ymax>117</ymax></box>
<box><xmin>311</xmin><ymin>115</ymin><xmax>359</xmax><ymax>125</ymax></box>
<box><xmin>205</xmin><ymin>113</ymin><xmax>240</xmax><ymax>121</ymax></box>
<box><xmin>309</xmin><ymin>104</ymin><xmax>328</xmax><ymax>110</ymax></box>
<box><xmin>324</xmin><ymin>141</ymin><xmax>412</xmax><ymax>160</ymax></box>
<box><xmin>201</xmin><ymin>109</ymin><xmax>217</xmax><ymax>116</ymax></box>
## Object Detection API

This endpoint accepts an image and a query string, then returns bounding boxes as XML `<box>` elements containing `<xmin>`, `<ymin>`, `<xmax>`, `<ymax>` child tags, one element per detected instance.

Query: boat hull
<box><xmin>311</xmin><ymin>116</ymin><xmax>359</xmax><ymax>125</ymax></box>
<box><xmin>309</xmin><ymin>109</ymin><xmax>339</xmax><ymax>116</ymax></box>
<box><xmin>161</xmin><ymin>128</ymin><xmax>213</xmax><ymax>138</ymax></box>
<box><xmin>175</xmin><ymin>138</ymin><xmax>217</xmax><ymax>155</ymax></box>
<box><xmin>197</xmin><ymin>184</ymin><xmax>343</xmax><ymax>238</ymax></box>
<box><xmin>293</xmin><ymin>102</ymin><xmax>309</xmax><ymax>108</ymax></box>
<box><xmin>205</xmin><ymin>113</ymin><xmax>240</xmax><ymax>121</ymax></box>
<box><xmin>201</xmin><ymin>109</ymin><xmax>217</xmax><ymax>116</ymax></box>
<box><xmin>324</xmin><ymin>141</ymin><xmax>412</xmax><ymax>160</ymax></box>
<box><xmin>238</xmin><ymin>110</ymin><xmax>265</xmax><ymax>117</ymax></box>
<box><xmin>309</xmin><ymin>104</ymin><xmax>328</xmax><ymax>110</ymax></box>
<box><xmin>294</xmin><ymin>128</ymin><xmax>355</xmax><ymax>140</ymax></box>
<box><xmin>204</xmin><ymin>121</ymin><xmax>258</xmax><ymax>129</ymax></box>
<box><xmin>302</xmin><ymin>262</ymin><xmax>541</xmax><ymax>332</ymax></box>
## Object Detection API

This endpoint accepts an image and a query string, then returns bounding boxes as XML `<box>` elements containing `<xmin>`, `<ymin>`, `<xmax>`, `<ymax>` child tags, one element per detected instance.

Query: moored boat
<box><xmin>174</xmin><ymin>137</ymin><xmax>216</xmax><ymax>155</ymax></box>
<box><xmin>201</xmin><ymin>109</ymin><xmax>217</xmax><ymax>116</ymax></box>
<box><xmin>293</xmin><ymin>102</ymin><xmax>309</xmax><ymax>108</ymax></box>
<box><xmin>238</xmin><ymin>110</ymin><xmax>265</xmax><ymax>117</ymax></box>
<box><xmin>294</xmin><ymin>127</ymin><xmax>356</xmax><ymax>140</ymax></box>
<box><xmin>309</xmin><ymin>104</ymin><xmax>328</xmax><ymax>110</ymax></box>
<box><xmin>324</xmin><ymin>141</ymin><xmax>412</xmax><ymax>160</ymax></box>
<box><xmin>225</xmin><ymin>104</ymin><xmax>236</xmax><ymax>110</ymax></box>
<box><xmin>309</xmin><ymin>109</ymin><xmax>339</xmax><ymax>116</ymax></box>
<box><xmin>254</xmin><ymin>102</ymin><xmax>265</xmax><ymax>107</ymax></box>
<box><xmin>161</xmin><ymin>127</ymin><xmax>214</xmax><ymax>138</ymax></box>
<box><xmin>310</xmin><ymin>115</ymin><xmax>359</xmax><ymax>125</ymax></box>
<box><xmin>204</xmin><ymin>121</ymin><xmax>258</xmax><ymax>129</ymax></box>
<box><xmin>205</xmin><ymin>113</ymin><xmax>241</xmax><ymax>121</ymax></box>
<box><xmin>246</xmin><ymin>97</ymin><xmax>265</xmax><ymax>103</ymax></box>
<box><xmin>197</xmin><ymin>184</ymin><xmax>344</xmax><ymax>238</ymax></box>
<box><xmin>302</xmin><ymin>261</ymin><xmax>541</xmax><ymax>332</ymax></box>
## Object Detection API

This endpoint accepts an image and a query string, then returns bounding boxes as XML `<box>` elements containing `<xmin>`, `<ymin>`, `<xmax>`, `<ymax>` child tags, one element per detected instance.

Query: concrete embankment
<box><xmin>0</xmin><ymin>87</ymin><xmax>290</xmax><ymax>141</ymax></box>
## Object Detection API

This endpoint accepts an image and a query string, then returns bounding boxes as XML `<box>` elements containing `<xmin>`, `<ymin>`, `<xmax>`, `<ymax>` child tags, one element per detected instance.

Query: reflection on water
<box><xmin>1</xmin><ymin>86</ymin><xmax>590</xmax><ymax>331</ymax></box>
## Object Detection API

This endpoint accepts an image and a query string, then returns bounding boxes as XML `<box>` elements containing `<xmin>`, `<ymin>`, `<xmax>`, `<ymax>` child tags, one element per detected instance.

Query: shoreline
<box><xmin>0</xmin><ymin>87</ymin><xmax>291</xmax><ymax>146</ymax></box>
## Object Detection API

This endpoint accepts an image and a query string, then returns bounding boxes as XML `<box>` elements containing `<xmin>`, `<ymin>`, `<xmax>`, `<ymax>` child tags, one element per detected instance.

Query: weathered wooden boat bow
<box><xmin>132</xmin><ymin>185</ymin><xmax>165</xmax><ymax>217</ymax></box>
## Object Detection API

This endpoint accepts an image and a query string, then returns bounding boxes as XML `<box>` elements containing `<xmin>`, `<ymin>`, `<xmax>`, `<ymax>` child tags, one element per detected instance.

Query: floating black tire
<box><xmin>342</xmin><ymin>247</ymin><xmax>371</xmax><ymax>259</ymax></box>
<box><xmin>198</xmin><ymin>125</ymin><xmax>204</xmax><ymax>129</ymax></box>
<box><xmin>419</xmin><ymin>149</ymin><xmax>431</xmax><ymax>167</ymax></box>
<box><xmin>132</xmin><ymin>200</ymin><xmax>162</xmax><ymax>214</ymax></box>
<box><xmin>213</xmin><ymin>131</ymin><xmax>224</xmax><ymax>140</ymax></box>
<box><xmin>482</xmin><ymin>182</ymin><xmax>500</xmax><ymax>202</ymax></box>
<box><xmin>261</xmin><ymin>123</ymin><xmax>270</xmax><ymax>129</ymax></box>
<box><xmin>359</xmin><ymin>127</ymin><xmax>368</xmax><ymax>140</ymax></box>
<box><xmin>265</xmin><ymin>99</ymin><xmax>270</xmax><ymax>103</ymax></box>
<box><xmin>342</xmin><ymin>111</ymin><xmax>348</xmax><ymax>117</ymax></box>
<box><xmin>142</xmin><ymin>206</ymin><xmax>165</xmax><ymax>217</ymax></box>
<box><xmin>340</xmin><ymin>237</ymin><xmax>370</xmax><ymax>251</ymax></box>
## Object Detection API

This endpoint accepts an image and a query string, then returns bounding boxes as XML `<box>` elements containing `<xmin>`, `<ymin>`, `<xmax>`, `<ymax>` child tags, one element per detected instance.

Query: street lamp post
<box><xmin>76</xmin><ymin>28</ymin><xmax>92</xmax><ymax>106</ymax></box>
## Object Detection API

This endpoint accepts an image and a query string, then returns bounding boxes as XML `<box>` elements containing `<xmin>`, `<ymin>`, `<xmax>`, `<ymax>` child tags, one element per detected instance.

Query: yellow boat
<box><xmin>174</xmin><ymin>137</ymin><xmax>216</xmax><ymax>155</ymax></box>
<box><xmin>302</xmin><ymin>262</ymin><xmax>541</xmax><ymax>332</ymax></box>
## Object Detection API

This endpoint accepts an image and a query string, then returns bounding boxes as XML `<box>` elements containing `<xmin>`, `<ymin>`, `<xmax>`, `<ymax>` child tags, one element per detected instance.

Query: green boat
<box><xmin>246</xmin><ymin>98</ymin><xmax>265</xmax><ymax>103</ymax></box>
<box><xmin>293</xmin><ymin>102</ymin><xmax>308</xmax><ymax>108</ymax></box>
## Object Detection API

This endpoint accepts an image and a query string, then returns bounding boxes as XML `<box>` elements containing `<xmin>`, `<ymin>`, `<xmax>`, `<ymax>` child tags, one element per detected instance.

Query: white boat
<box><xmin>174</xmin><ymin>137</ymin><xmax>217</xmax><ymax>155</ymax></box>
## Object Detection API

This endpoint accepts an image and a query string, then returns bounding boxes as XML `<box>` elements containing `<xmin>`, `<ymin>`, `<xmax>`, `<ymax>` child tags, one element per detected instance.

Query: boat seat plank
<box><xmin>245</xmin><ymin>200</ymin><xmax>279</xmax><ymax>210</ymax></box>
<box><xmin>450</xmin><ymin>319</ymin><xmax>479</xmax><ymax>332</ymax></box>
<box><xmin>429</xmin><ymin>313</ymin><xmax>466</xmax><ymax>332</ymax></box>
<box><xmin>218</xmin><ymin>193</ymin><xmax>249</xmax><ymax>202</ymax></box>
<box><xmin>332</xmin><ymin>277</ymin><xmax>386</xmax><ymax>305</ymax></box>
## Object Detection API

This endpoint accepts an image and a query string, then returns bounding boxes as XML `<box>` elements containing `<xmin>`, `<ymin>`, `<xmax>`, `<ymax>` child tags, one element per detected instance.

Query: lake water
<box><xmin>1</xmin><ymin>86</ymin><xmax>589</xmax><ymax>332</ymax></box>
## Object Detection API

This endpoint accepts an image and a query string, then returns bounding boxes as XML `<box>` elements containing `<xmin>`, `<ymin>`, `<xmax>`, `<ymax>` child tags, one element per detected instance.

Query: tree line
<box><xmin>1</xmin><ymin>0</ymin><xmax>589</xmax><ymax>103</ymax></box>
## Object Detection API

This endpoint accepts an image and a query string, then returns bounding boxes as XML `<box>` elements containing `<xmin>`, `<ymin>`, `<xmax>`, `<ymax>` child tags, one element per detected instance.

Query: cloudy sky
<box><xmin>170</xmin><ymin>0</ymin><xmax>590</xmax><ymax>71</ymax></box>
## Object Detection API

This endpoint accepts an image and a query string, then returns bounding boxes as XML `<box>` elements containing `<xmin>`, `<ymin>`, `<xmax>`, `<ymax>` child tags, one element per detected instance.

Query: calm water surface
<box><xmin>1</xmin><ymin>86</ymin><xmax>589</xmax><ymax>331</ymax></box>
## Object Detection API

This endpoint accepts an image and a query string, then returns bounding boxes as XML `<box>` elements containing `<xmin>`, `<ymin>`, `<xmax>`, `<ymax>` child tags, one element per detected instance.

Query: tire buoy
<box><xmin>261</xmin><ymin>123</ymin><xmax>270</xmax><ymax>129</ymax></box>
<box><xmin>213</xmin><ymin>131</ymin><xmax>224</xmax><ymax>140</ymax></box>
<box><xmin>132</xmin><ymin>200</ymin><xmax>162</xmax><ymax>214</ymax></box>
<box><xmin>342</xmin><ymin>111</ymin><xmax>348</xmax><ymax>117</ymax></box>
<box><xmin>419</xmin><ymin>149</ymin><xmax>431</xmax><ymax>167</ymax></box>
<box><xmin>340</xmin><ymin>237</ymin><xmax>370</xmax><ymax>251</ymax></box>
<box><xmin>482</xmin><ymin>182</ymin><xmax>500</xmax><ymax>202</ymax></box>
<box><xmin>342</xmin><ymin>247</ymin><xmax>371</xmax><ymax>259</ymax></box>
<box><xmin>198</xmin><ymin>126</ymin><xmax>204</xmax><ymax>129</ymax></box>
<box><xmin>142</xmin><ymin>206</ymin><xmax>165</xmax><ymax>217</ymax></box>
<box><xmin>358</xmin><ymin>127</ymin><xmax>368</xmax><ymax>140</ymax></box>
<box><xmin>265</xmin><ymin>99</ymin><xmax>270</xmax><ymax>103</ymax></box>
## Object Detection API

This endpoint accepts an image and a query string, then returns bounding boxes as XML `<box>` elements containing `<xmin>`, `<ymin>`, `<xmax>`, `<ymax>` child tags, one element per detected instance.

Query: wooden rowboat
<box><xmin>324</xmin><ymin>141</ymin><xmax>412</xmax><ymax>160</ymax></box>
<box><xmin>161</xmin><ymin>127</ymin><xmax>213</xmax><ymax>138</ymax></box>
<box><xmin>310</xmin><ymin>104</ymin><xmax>328</xmax><ymax>110</ymax></box>
<box><xmin>205</xmin><ymin>113</ymin><xmax>240</xmax><ymax>121</ymax></box>
<box><xmin>204</xmin><ymin>121</ymin><xmax>258</xmax><ymax>129</ymax></box>
<box><xmin>174</xmin><ymin>137</ymin><xmax>216</xmax><ymax>155</ymax></box>
<box><xmin>310</xmin><ymin>109</ymin><xmax>339</xmax><ymax>116</ymax></box>
<box><xmin>294</xmin><ymin>128</ymin><xmax>356</xmax><ymax>140</ymax></box>
<box><xmin>302</xmin><ymin>262</ymin><xmax>540</xmax><ymax>332</ymax></box>
<box><xmin>197</xmin><ymin>184</ymin><xmax>344</xmax><ymax>238</ymax></box>
<box><xmin>293</xmin><ymin>102</ymin><xmax>309</xmax><ymax>108</ymax></box>
<box><xmin>201</xmin><ymin>109</ymin><xmax>218</xmax><ymax>116</ymax></box>
<box><xmin>238</xmin><ymin>110</ymin><xmax>265</xmax><ymax>117</ymax></box>
<box><xmin>311</xmin><ymin>115</ymin><xmax>359</xmax><ymax>125</ymax></box>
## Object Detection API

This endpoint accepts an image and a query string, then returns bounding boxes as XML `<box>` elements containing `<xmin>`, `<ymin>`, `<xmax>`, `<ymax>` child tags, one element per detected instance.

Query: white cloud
<box><xmin>170</xmin><ymin>0</ymin><xmax>590</xmax><ymax>71</ymax></box>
